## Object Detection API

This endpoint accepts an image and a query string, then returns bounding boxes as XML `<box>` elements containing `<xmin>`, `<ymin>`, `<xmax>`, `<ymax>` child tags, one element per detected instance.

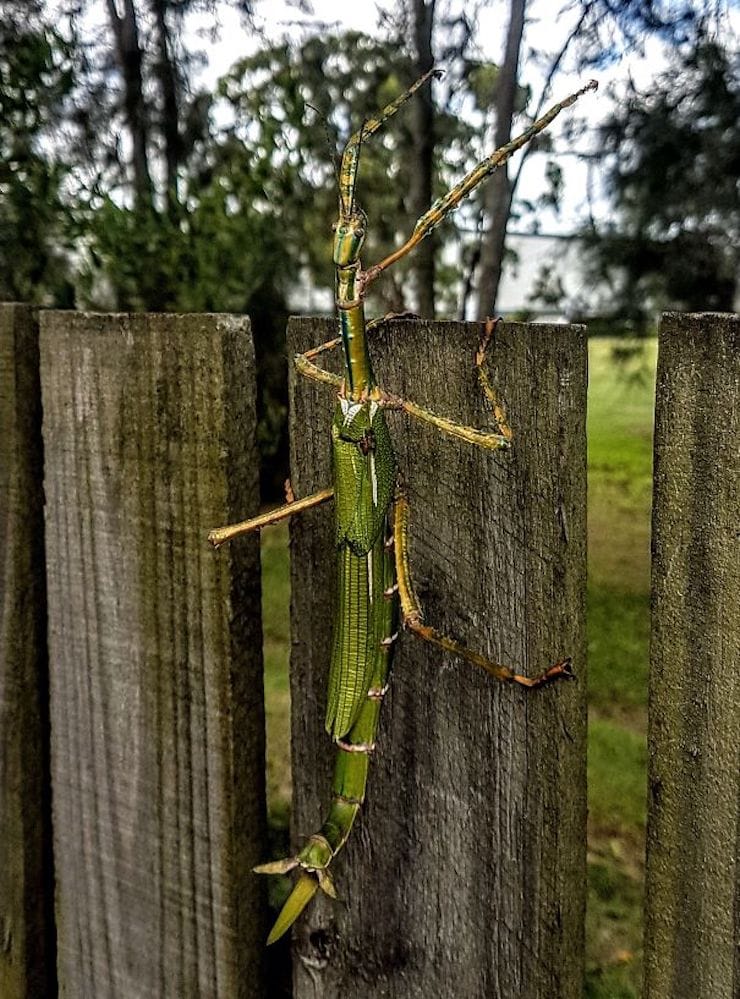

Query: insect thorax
<box><xmin>332</xmin><ymin>399</ymin><xmax>395</xmax><ymax>556</ymax></box>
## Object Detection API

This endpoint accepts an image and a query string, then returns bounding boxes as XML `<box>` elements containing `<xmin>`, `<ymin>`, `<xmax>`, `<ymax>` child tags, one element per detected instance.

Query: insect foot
<box><xmin>511</xmin><ymin>656</ymin><xmax>575</xmax><ymax>688</ymax></box>
<box><xmin>254</xmin><ymin>834</ymin><xmax>338</xmax><ymax>944</ymax></box>
<box><xmin>536</xmin><ymin>657</ymin><xmax>575</xmax><ymax>686</ymax></box>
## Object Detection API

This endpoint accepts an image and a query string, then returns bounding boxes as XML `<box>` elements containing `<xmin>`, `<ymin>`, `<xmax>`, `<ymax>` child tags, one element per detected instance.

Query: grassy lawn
<box><xmin>260</xmin><ymin>337</ymin><xmax>658</xmax><ymax>996</ymax></box>
<box><xmin>585</xmin><ymin>337</ymin><xmax>656</xmax><ymax>998</ymax></box>
<box><xmin>260</xmin><ymin>521</ymin><xmax>292</xmax><ymax>834</ymax></box>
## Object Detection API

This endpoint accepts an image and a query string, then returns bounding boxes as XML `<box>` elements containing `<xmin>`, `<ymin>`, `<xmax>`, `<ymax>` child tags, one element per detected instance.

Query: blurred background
<box><xmin>2</xmin><ymin>2</ymin><xmax>737</xmax><ymax>995</ymax></box>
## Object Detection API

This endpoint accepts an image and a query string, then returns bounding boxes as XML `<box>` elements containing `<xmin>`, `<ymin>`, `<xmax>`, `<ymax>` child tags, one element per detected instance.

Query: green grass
<box><xmin>259</xmin><ymin>337</ymin><xmax>658</xmax><ymax>997</ymax></box>
<box><xmin>260</xmin><ymin>522</ymin><xmax>291</xmax><ymax>834</ymax></box>
<box><xmin>585</xmin><ymin>338</ymin><xmax>657</xmax><ymax>998</ymax></box>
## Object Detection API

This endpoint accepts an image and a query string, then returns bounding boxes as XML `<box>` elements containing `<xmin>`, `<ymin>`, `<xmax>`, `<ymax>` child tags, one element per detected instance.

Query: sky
<box><xmin>84</xmin><ymin>1</ymin><xmax>739</xmax><ymax>240</ymax></box>
<box><xmin>67</xmin><ymin>0</ymin><xmax>739</xmax><ymax>312</ymax></box>
<box><xmin>179</xmin><ymin>0</ymin><xmax>684</xmax><ymax>237</ymax></box>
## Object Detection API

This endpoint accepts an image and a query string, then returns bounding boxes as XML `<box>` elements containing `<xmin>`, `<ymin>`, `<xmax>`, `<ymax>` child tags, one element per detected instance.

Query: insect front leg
<box><xmin>373</xmin><ymin>386</ymin><xmax>512</xmax><ymax>451</ymax></box>
<box><xmin>365</xmin><ymin>310</ymin><xmax>419</xmax><ymax>332</ymax></box>
<box><xmin>294</xmin><ymin>336</ymin><xmax>345</xmax><ymax>391</ymax></box>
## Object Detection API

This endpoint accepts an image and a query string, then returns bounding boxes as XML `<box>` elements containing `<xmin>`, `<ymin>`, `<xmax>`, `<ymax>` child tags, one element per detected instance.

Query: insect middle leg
<box><xmin>208</xmin><ymin>487</ymin><xmax>334</xmax><ymax>548</ymax></box>
<box><xmin>475</xmin><ymin>316</ymin><xmax>512</xmax><ymax>441</ymax></box>
<box><xmin>392</xmin><ymin>492</ymin><xmax>573</xmax><ymax>688</ymax></box>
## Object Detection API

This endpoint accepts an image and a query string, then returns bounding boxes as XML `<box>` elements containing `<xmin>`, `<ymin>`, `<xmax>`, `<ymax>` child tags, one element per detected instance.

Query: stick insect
<box><xmin>209</xmin><ymin>71</ymin><xmax>597</xmax><ymax>944</ymax></box>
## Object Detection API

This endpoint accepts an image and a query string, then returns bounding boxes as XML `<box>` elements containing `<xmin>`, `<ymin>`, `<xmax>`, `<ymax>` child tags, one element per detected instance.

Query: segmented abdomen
<box><xmin>325</xmin><ymin>529</ymin><xmax>392</xmax><ymax>738</ymax></box>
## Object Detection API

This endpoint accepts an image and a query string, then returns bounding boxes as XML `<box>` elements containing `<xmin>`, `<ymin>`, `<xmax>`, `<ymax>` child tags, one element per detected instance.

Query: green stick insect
<box><xmin>209</xmin><ymin>71</ymin><xmax>597</xmax><ymax>945</ymax></box>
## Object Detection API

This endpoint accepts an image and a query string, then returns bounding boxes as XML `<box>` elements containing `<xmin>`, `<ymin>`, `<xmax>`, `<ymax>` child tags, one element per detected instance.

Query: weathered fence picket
<box><xmin>0</xmin><ymin>304</ymin><xmax>56</xmax><ymax>999</ymax></box>
<box><xmin>39</xmin><ymin>312</ymin><xmax>267</xmax><ymax>998</ymax></box>
<box><xmin>287</xmin><ymin>318</ymin><xmax>588</xmax><ymax>998</ymax></box>
<box><xmin>644</xmin><ymin>311</ymin><xmax>739</xmax><ymax>999</ymax></box>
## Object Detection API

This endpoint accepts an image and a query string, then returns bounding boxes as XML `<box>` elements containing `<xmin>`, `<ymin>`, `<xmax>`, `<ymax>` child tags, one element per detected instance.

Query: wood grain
<box><xmin>40</xmin><ymin>312</ymin><xmax>267</xmax><ymax>998</ymax></box>
<box><xmin>288</xmin><ymin>317</ymin><xmax>587</xmax><ymax>998</ymax></box>
<box><xmin>0</xmin><ymin>304</ymin><xmax>56</xmax><ymax>998</ymax></box>
<box><xmin>644</xmin><ymin>312</ymin><xmax>739</xmax><ymax>999</ymax></box>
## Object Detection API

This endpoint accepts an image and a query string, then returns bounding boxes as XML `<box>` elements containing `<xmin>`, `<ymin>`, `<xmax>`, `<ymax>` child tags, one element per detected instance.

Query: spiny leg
<box><xmin>392</xmin><ymin>493</ymin><xmax>573</xmax><ymax>688</ymax></box>
<box><xmin>370</xmin><ymin>384</ymin><xmax>511</xmax><ymax>452</ymax></box>
<box><xmin>294</xmin><ymin>336</ymin><xmax>512</xmax><ymax>452</ymax></box>
<box><xmin>365</xmin><ymin>310</ymin><xmax>419</xmax><ymax>333</ymax></box>
<box><xmin>476</xmin><ymin>316</ymin><xmax>513</xmax><ymax>442</ymax></box>
<box><xmin>294</xmin><ymin>337</ymin><xmax>344</xmax><ymax>391</ymax></box>
<box><xmin>339</xmin><ymin>69</ymin><xmax>441</xmax><ymax>214</ymax></box>
<box><xmin>368</xmin><ymin>313</ymin><xmax>513</xmax><ymax>445</ymax></box>
<box><xmin>208</xmin><ymin>487</ymin><xmax>334</xmax><ymax>548</ymax></box>
<box><xmin>361</xmin><ymin>80</ymin><xmax>597</xmax><ymax>289</ymax></box>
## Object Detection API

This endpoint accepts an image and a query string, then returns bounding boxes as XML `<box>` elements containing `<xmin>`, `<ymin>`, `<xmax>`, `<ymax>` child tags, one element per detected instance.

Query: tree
<box><xmin>65</xmin><ymin>0</ymin><xmax>252</xmax><ymax>310</ymax></box>
<box><xmin>0</xmin><ymin>1</ymin><xmax>76</xmax><ymax>303</ymax></box>
<box><xmin>582</xmin><ymin>32</ymin><xmax>739</xmax><ymax>323</ymax></box>
<box><xmin>474</xmin><ymin>0</ymin><xmax>526</xmax><ymax>321</ymax></box>
<box><xmin>405</xmin><ymin>0</ymin><xmax>438</xmax><ymax>318</ymax></box>
<box><xmin>466</xmin><ymin>0</ymin><xmax>706</xmax><ymax>317</ymax></box>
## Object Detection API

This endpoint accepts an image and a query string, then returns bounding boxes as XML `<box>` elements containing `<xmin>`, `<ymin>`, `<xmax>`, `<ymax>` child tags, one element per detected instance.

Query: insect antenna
<box><xmin>306</xmin><ymin>102</ymin><xmax>342</xmax><ymax>193</ymax></box>
<box><xmin>348</xmin><ymin>119</ymin><xmax>368</xmax><ymax>217</ymax></box>
<box><xmin>339</xmin><ymin>68</ymin><xmax>441</xmax><ymax>218</ymax></box>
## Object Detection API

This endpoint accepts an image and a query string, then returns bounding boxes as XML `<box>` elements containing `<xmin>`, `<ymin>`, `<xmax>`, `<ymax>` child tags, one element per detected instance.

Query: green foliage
<box><xmin>78</xmin><ymin>184</ymin><xmax>285</xmax><ymax>313</ymax></box>
<box><xmin>585</xmin><ymin>720</ymin><xmax>646</xmax><ymax>998</ymax></box>
<box><xmin>261</xmin><ymin>523</ymin><xmax>292</xmax><ymax>828</ymax></box>
<box><xmin>584</xmin><ymin>33</ymin><xmax>739</xmax><ymax>321</ymax></box>
<box><xmin>218</xmin><ymin>32</ymin><xmax>473</xmax><ymax>313</ymax></box>
<box><xmin>0</xmin><ymin>3</ymin><xmax>76</xmax><ymax>302</ymax></box>
<box><xmin>584</xmin><ymin>336</ymin><xmax>656</xmax><ymax>997</ymax></box>
<box><xmin>465</xmin><ymin>60</ymin><xmax>528</xmax><ymax>115</ymax></box>
<box><xmin>588</xmin><ymin>720</ymin><xmax>647</xmax><ymax>834</ymax></box>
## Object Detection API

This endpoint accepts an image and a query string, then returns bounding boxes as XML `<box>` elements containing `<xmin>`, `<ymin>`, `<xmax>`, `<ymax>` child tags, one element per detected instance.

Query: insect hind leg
<box><xmin>392</xmin><ymin>492</ymin><xmax>573</xmax><ymax>688</ymax></box>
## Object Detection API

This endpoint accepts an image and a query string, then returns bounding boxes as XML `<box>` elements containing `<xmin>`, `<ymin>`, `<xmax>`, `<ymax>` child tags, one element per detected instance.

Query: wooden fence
<box><xmin>0</xmin><ymin>306</ymin><xmax>737</xmax><ymax>998</ymax></box>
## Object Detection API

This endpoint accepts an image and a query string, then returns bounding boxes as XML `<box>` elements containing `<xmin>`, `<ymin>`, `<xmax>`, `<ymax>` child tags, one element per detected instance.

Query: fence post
<box><xmin>39</xmin><ymin>311</ymin><xmax>268</xmax><ymax>998</ymax></box>
<box><xmin>644</xmin><ymin>311</ymin><xmax>739</xmax><ymax>999</ymax></box>
<box><xmin>0</xmin><ymin>304</ymin><xmax>56</xmax><ymax>999</ymax></box>
<box><xmin>288</xmin><ymin>318</ymin><xmax>587</xmax><ymax>998</ymax></box>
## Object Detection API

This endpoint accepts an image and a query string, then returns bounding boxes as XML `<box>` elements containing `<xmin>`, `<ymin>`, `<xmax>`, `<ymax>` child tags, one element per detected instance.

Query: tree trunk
<box><xmin>408</xmin><ymin>0</ymin><xmax>436</xmax><ymax>318</ymax></box>
<box><xmin>475</xmin><ymin>0</ymin><xmax>526</xmax><ymax>320</ymax></box>
<box><xmin>151</xmin><ymin>0</ymin><xmax>181</xmax><ymax>214</ymax></box>
<box><xmin>105</xmin><ymin>0</ymin><xmax>153</xmax><ymax>210</ymax></box>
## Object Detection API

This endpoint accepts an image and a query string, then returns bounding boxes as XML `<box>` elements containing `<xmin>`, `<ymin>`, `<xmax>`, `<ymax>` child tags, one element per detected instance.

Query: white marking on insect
<box><xmin>336</xmin><ymin>738</ymin><xmax>376</xmax><ymax>753</ymax></box>
<box><xmin>370</xmin><ymin>454</ymin><xmax>378</xmax><ymax>505</ymax></box>
<box><xmin>367</xmin><ymin>550</ymin><xmax>374</xmax><ymax>603</ymax></box>
<box><xmin>343</xmin><ymin>402</ymin><xmax>362</xmax><ymax>426</ymax></box>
